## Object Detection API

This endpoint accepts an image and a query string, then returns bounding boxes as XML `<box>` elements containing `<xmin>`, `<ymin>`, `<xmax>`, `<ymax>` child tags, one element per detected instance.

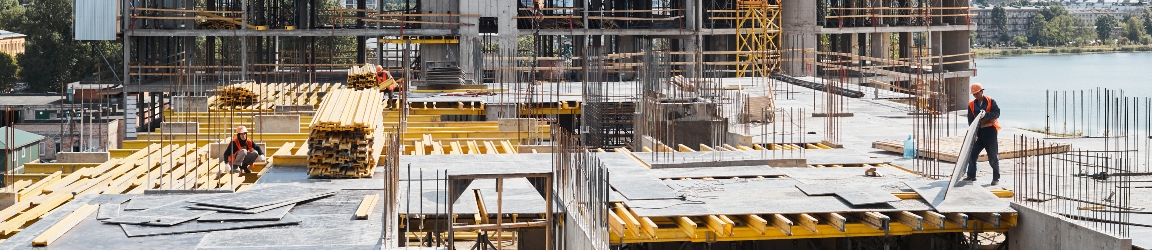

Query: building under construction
<box><xmin>0</xmin><ymin>0</ymin><xmax>1146</xmax><ymax>249</ymax></box>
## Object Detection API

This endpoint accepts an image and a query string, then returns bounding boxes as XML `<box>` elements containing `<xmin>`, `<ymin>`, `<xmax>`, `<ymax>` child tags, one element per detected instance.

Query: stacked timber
<box><xmin>307</xmin><ymin>89</ymin><xmax>385</xmax><ymax>178</ymax></box>
<box><xmin>196</xmin><ymin>20</ymin><xmax>237</xmax><ymax>29</ymax></box>
<box><xmin>347</xmin><ymin>64</ymin><xmax>380</xmax><ymax>90</ymax></box>
<box><xmin>216</xmin><ymin>86</ymin><xmax>258</xmax><ymax>107</ymax></box>
<box><xmin>425</xmin><ymin>66</ymin><xmax>466</xmax><ymax>86</ymax></box>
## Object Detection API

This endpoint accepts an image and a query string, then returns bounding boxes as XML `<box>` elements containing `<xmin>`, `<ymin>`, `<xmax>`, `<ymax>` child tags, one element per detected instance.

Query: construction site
<box><xmin>0</xmin><ymin>0</ymin><xmax>1147</xmax><ymax>249</ymax></box>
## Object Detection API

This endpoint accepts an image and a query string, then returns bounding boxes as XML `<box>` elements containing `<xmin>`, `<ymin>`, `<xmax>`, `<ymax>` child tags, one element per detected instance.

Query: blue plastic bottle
<box><xmin>903</xmin><ymin>135</ymin><xmax>916</xmax><ymax>159</ymax></box>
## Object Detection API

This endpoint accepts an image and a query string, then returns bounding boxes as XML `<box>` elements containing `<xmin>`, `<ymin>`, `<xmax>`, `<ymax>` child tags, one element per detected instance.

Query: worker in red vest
<box><xmin>377</xmin><ymin>65</ymin><xmax>399</xmax><ymax>109</ymax></box>
<box><xmin>222</xmin><ymin>126</ymin><xmax>265</xmax><ymax>173</ymax></box>
<box><xmin>965</xmin><ymin>83</ymin><xmax>1002</xmax><ymax>185</ymax></box>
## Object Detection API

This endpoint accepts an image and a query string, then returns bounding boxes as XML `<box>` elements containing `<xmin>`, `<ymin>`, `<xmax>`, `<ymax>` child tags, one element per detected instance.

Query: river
<box><xmin>970</xmin><ymin>52</ymin><xmax>1152</xmax><ymax>131</ymax></box>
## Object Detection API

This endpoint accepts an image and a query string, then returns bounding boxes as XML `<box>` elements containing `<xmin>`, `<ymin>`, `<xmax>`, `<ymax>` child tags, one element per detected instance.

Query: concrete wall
<box><xmin>254</xmin><ymin>115</ymin><xmax>301</xmax><ymax>133</ymax></box>
<box><xmin>1007</xmin><ymin>203</ymin><xmax>1132</xmax><ymax>250</ymax></box>
<box><xmin>171</xmin><ymin>96</ymin><xmax>208</xmax><ymax>112</ymax></box>
<box><xmin>160</xmin><ymin>122</ymin><xmax>199</xmax><ymax>134</ymax></box>
<box><xmin>781</xmin><ymin>0</ymin><xmax>818</xmax><ymax>76</ymax></box>
<box><xmin>56</xmin><ymin>152</ymin><xmax>110</xmax><ymax>163</ymax></box>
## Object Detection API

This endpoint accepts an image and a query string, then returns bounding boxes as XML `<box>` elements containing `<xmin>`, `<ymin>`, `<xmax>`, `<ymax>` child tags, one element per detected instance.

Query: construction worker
<box><xmin>377</xmin><ymin>65</ymin><xmax>399</xmax><ymax>109</ymax></box>
<box><xmin>222</xmin><ymin>126</ymin><xmax>265</xmax><ymax>173</ymax></box>
<box><xmin>965</xmin><ymin>83</ymin><xmax>1002</xmax><ymax>185</ymax></box>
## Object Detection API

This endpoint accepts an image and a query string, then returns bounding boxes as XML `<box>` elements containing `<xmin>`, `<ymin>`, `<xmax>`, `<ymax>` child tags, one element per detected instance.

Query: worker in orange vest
<box><xmin>222</xmin><ymin>126</ymin><xmax>265</xmax><ymax>173</ymax></box>
<box><xmin>377</xmin><ymin>65</ymin><xmax>399</xmax><ymax>109</ymax></box>
<box><xmin>965</xmin><ymin>83</ymin><xmax>1002</xmax><ymax>185</ymax></box>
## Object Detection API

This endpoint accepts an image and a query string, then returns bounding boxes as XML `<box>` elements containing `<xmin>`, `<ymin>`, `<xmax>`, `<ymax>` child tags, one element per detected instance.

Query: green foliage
<box><xmin>1027</xmin><ymin>14</ymin><xmax>1047</xmax><ymax>45</ymax></box>
<box><xmin>2</xmin><ymin>0</ymin><xmax>122</xmax><ymax>93</ymax></box>
<box><xmin>1125</xmin><ymin>16</ymin><xmax>1148</xmax><ymax>44</ymax></box>
<box><xmin>1037</xmin><ymin>3</ymin><xmax>1068</xmax><ymax>22</ymax></box>
<box><xmin>0</xmin><ymin>52</ymin><xmax>16</xmax><ymax>93</ymax></box>
<box><xmin>1096</xmin><ymin>14</ymin><xmax>1117</xmax><ymax>42</ymax></box>
<box><xmin>1143</xmin><ymin>8</ymin><xmax>1152</xmax><ymax>37</ymax></box>
<box><xmin>0</xmin><ymin>0</ymin><xmax>22</xmax><ymax>29</ymax></box>
<box><xmin>992</xmin><ymin>6</ymin><xmax>1009</xmax><ymax>42</ymax></box>
<box><xmin>1011</xmin><ymin>35</ymin><xmax>1029</xmax><ymax>47</ymax></box>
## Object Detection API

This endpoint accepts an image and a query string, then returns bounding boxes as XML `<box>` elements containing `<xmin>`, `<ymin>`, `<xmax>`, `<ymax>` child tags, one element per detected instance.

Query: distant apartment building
<box><xmin>972</xmin><ymin>6</ymin><xmax>1039</xmax><ymax>45</ymax></box>
<box><xmin>0</xmin><ymin>30</ymin><xmax>25</xmax><ymax>56</ymax></box>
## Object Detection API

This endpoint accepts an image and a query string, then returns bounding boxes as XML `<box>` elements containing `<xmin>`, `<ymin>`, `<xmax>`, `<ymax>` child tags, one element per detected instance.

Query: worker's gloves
<box><xmin>258</xmin><ymin>154</ymin><xmax>267</xmax><ymax>162</ymax></box>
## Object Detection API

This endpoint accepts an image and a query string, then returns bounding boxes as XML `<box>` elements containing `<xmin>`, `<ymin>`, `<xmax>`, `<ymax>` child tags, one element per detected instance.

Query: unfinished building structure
<box><xmin>10</xmin><ymin>0</ymin><xmax>1135</xmax><ymax>249</ymax></box>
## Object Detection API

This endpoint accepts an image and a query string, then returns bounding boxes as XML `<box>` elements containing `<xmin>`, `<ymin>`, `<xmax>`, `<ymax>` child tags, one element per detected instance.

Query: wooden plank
<box><xmin>945</xmin><ymin>213</ymin><xmax>969</xmax><ymax>229</ymax></box>
<box><xmin>741</xmin><ymin>214</ymin><xmax>768</xmax><ymax>235</ymax></box>
<box><xmin>797</xmin><ymin>214</ymin><xmax>819</xmax><ymax>233</ymax></box>
<box><xmin>672</xmin><ymin>216</ymin><xmax>696</xmax><ymax>237</ymax></box>
<box><xmin>916</xmin><ymin>211</ymin><xmax>947</xmax><ymax>229</ymax></box>
<box><xmin>890</xmin><ymin>211</ymin><xmax>923</xmax><ymax>230</ymax></box>
<box><xmin>19</xmin><ymin>171</ymin><xmax>62</xmax><ymax>201</ymax></box>
<box><xmin>483</xmin><ymin>141</ymin><xmax>498</xmax><ymax>154</ymax></box>
<box><xmin>698</xmin><ymin>144</ymin><xmax>714</xmax><ymax>151</ymax></box>
<box><xmin>677</xmin><ymin>144</ymin><xmax>695</xmax><ymax>152</ymax></box>
<box><xmin>705</xmin><ymin>215</ymin><xmax>731</xmax><ymax>237</ymax></box>
<box><xmin>614</xmin><ymin>203</ymin><xmax>641</xmax><ymax>236</ymax></box>
<box><xmin>857</xmin><ymin>212</ymin><xmax>890</xmax><ymax>231</ymax></box>
<box><xmin>451</xmin><ymin>221</ymin><xmax>547</xmax><ymax>231</ymax></box>
<box><xmin>769</xmin><ymin>214</ymin><xmax>793</xmax><ymax>236</ymax></box>
<box><xmin>473</xmin><ymin>189</ymin><xmax>488</xmax><ymax>224</ymax></box>
<box><xmin>608</xmin><ymin>212</ymin><xmax>626</xmax><ymax>237</ymax></box>
<box><xmin>354</xmin><ymin>194</ymin><xmax>379</xmax><ymax>220</ymax></box>
<box><xmin>639</xmin><ymin>217</ymin><xmax>658</xmax><ymax>238</ymax></box>
<box><xmin>30</xmin><ymin>204</ymin><xmax>98</xmax><ymax>246</ymax></box>
<box><xmin>970</xmin><ymin>213</ymin><xmax>1001</xmax><ymax>228</ymax></box>
<box><xmin>822</xmin><ymin>213</ymin><xmax>847</xmax><ymax>232</ymax></box>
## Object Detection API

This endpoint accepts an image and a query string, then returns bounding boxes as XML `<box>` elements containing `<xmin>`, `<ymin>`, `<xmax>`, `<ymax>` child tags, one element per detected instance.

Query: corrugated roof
<box><xmin>0</xmin><ymin>127</ymin><xmax>46</xmax><ymax>150</ymax></box>
<box><xmin>0</xmin><ymin>95</ymin><xmax>64</xmax><ymax>106</ymax></box>
<box><xmin>0</xmin><ymin>30</ymin><xmax>24</xmax><ymax>40</ymax></box>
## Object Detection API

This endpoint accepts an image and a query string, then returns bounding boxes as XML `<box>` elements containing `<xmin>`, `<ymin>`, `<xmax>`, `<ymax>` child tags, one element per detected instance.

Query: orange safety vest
<box><xmin>228</xmin><ymin>138</ymin><xmax>256</xmax><ymax>162</ymax></box>
<box><xmin>969</xmin><ymin>96</ymin><xmax>1001</xmax><ymax>131</ymax></box>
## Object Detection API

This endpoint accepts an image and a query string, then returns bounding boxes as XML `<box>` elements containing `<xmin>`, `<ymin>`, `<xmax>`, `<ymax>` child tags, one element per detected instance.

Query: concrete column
<box><xmin>943</xmin><ymin>30</ymin><xmax>973</xmax><ymax>111</ymax></box>
<box><xmin>930</xmin><ymin>31</ymin><xmax>942</xmax><ymax>73</ymax></box>
<box><xmin>682</xmin><ymin>36</ymin><xmax>698</xmax><ymax>78</ymax></box>
<box><xmin>870</xmin><ymin>33</ymin><xmax>891</xmax><ymax>60</ymax></box>
<box><xmin>497</xmin><ymin>0</ymin><xmax>518</xmax><ymax>54</ymax></box>
<box><xmin>781</xmin><ymin>0</ymin><xmax>818</xmax><ymax>76</ymax></box>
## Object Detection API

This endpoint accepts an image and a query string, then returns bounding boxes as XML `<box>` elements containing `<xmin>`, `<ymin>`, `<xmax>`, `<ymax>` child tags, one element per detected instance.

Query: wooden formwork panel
<box><xmin>872</xmin><ymin>136</ymin><xmax>1069</xmax><ymax>163</ymax></box>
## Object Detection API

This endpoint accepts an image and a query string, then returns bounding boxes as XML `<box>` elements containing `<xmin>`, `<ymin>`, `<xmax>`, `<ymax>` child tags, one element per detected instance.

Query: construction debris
<box><xmin>307</xmin><ymin>89</ymin><xmax>386</xmax><ymax>178</ymax></box>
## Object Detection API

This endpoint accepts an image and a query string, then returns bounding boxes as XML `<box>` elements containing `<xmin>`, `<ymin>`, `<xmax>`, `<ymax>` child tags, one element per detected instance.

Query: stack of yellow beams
<box><xmin>346</xmin><ymin>64</ymin><xmax>380</xmax><ymax>90</ymax></box>
<box><xmin>308</xmin><ymin>89</ymin><xmax>385</xmax><ymax>178</ymax></box>
<box><xmin>215</xmin><ymin>86</ymin><xmax>258</xmax><ymax>108</ymax></box>
<box><xmin>208</xmin><ymin>82</ymin><xmax>344</xmax><ymax>111</ymax></box>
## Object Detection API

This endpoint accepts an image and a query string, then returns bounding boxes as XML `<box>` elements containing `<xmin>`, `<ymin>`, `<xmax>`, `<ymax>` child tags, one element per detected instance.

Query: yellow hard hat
<box><xmin>970</xmin><ymin>83</ymin><xmax>984</xmax><ymax>94</ymax></box>
<box><xmin>236</xmin><ymin>126</ymin><xmax>248</xmax><ymax>134</ymax></box>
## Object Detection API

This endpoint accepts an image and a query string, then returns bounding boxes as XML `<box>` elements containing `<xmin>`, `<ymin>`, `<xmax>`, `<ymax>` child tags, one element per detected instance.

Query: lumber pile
<box><xmin>307</xmin><ymin>89</ymin><xmax>385</xmax><ymax>178</ymax></box>
<box><xmin>196</xmin><ymin>20</ymin><xmax>237</xmax><ymax>29</ymax></box>
<box><xmin>216</xmin><ymin>86</ymin><xmax>258</xmax><ymax>107</ymax></box>
<box><xmin>208</xmin><ymin>82</ymin><xmax>344</xmax><ymax>111</ymax></box>
<box><xmin>347</xmin><ymin>64</ymin><xmax>380</xmax><ymax>90</ymax></box>
<box><xmin>872</xmin><ymin>136</ymin><xmax>1069</xmax><ymax>162</ymax></box>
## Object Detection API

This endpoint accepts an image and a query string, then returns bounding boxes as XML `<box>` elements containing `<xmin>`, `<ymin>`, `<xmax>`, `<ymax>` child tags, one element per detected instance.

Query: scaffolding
<box><xmin>734</xmin><ymin>0</ymin><xmax>781</xmax><ymax>77</ymax></box>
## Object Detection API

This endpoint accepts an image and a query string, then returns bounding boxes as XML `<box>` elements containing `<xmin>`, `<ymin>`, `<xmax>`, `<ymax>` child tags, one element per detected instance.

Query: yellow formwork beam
<box><xmin>610</xmin><ymin>217</ymin><xmax>1009</xmax><ymax>244</ymax></box>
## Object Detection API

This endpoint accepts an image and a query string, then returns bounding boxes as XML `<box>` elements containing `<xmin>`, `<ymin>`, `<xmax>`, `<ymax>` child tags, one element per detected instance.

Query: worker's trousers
<box><xmin>231</xmin><ymin>149</ymin><xmax>260</xmax><ymax>169</ymax></box>
<box><xmin>966</xmin><ymin>128</ymin><xmax>1000</xmax><ymax>180</ymax></box>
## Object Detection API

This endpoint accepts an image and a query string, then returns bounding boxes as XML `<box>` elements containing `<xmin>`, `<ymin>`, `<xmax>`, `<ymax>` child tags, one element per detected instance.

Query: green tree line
<box><xmin>1</xmin><ymin>0</ymin><xmax>122</xmax><ymax>93</ymax></box>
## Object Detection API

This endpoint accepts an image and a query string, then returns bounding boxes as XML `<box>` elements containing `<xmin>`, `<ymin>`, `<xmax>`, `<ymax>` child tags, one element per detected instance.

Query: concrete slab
<box><xmin>121</xmin><ymin>213</ymin><xmax>302</xmax><ymax>237</ymax></box>
<box><xmin>905</xmin><ymin>180</ymin><xmax>1014</xmax><ymax>213</ymax></box>
<box><xmin>96</xmin><ymin>204</ymin><xmax>119</xmax><ymax>220</ymax></box>
<box><xmin>197</xmin><ymin>203</ymin><xmax>295</xmax><ymax>221</ymax></box>
<box><xmin>648</xmin><ymin>165</ymin><xmax>786</xmax><ymax>179</ymax></box>
<box><xmin>172</xmin><ymin>96</ymin><xmax>209</xmax><ymax>112</ymax></box>
<box><xmin>254</xmin><ymin>115</ymin><xmax>301</xmax><ymax>133</ymax></box>
<box><xmin>191</xmin><ymin>186</ymin><xmax>335</xmax><ymax>210</ymax></box>
<box><xmin>56</xmin><ymin>152</ymin><xmax>111</xmax><ymax>163</ymax></box>
<box><xmin>794</xmin><ymin>184</ymin><xmax>901</xmax><ymax>205</ymax></box>
<box><xmin>189</xmin><ymin>200</ymin><xmax>297</xmax><ymax>214</ymax></box>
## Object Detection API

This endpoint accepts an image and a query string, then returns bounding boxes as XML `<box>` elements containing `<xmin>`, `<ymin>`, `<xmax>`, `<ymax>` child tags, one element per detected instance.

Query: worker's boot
<box><xmin>240</xmin><ymin>165</ymin><xmax>253</xmax><ymax>174</ymax></box>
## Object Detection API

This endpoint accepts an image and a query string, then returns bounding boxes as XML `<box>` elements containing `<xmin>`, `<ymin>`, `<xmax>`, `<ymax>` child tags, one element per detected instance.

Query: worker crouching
<box><xmin>222</xmin><ymin>126</ymin><xmax>265</xmax><ymax>173</ymax></box>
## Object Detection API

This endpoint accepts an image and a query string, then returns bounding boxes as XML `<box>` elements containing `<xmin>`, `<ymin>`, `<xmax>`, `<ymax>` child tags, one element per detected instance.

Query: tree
<box><xmin>1027</xmin><ymin>13</ymin><xmax>1048</xmax><ymax>45</ymax></box>
<box><xmin>7</xmin><ymin>0</ymin><xmax>121</xmax><ymax>93</ymax></box>
<box><xmin>1096</xmin><ymin>14</ymin><xmax>1117</xmax><ymax>42</ymax></box>
<box><xmin>1038</xmin><ymin>3</ymin><xmax>1068</xmax><ymax>22</ymax></box>
<box><xmin>992</xmin><ymin>6</ymin><xmax>1009</xmax><ymax>43</ymax></box>
<box><xmin>1012</xmin><ymin>35</ymin><xmax>1030</xmax><ymax>47</ymax></box>
<box><xmin>1143</xmin><ymin>8</ymin><xmax>1152</xmax><ymax>37</ymax></box>
<box><xmin>0</xmin><ymin>0</ymin><xmax>22</xmax><ymax>29</ymax></box>
<box><xmin>1043</xmin><ymin>15</ymin><xmax>1092</xmax><ymax>46</ymax></box>
<box><xmin>1125</xmin><ymin>16</ymin><xmax>1148</xmax><ymax>44</ymax></box>
<box><xmin>0</xmin><ymin>52</ymin><xmax>16</xmax><ymax>93</ymax></box>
